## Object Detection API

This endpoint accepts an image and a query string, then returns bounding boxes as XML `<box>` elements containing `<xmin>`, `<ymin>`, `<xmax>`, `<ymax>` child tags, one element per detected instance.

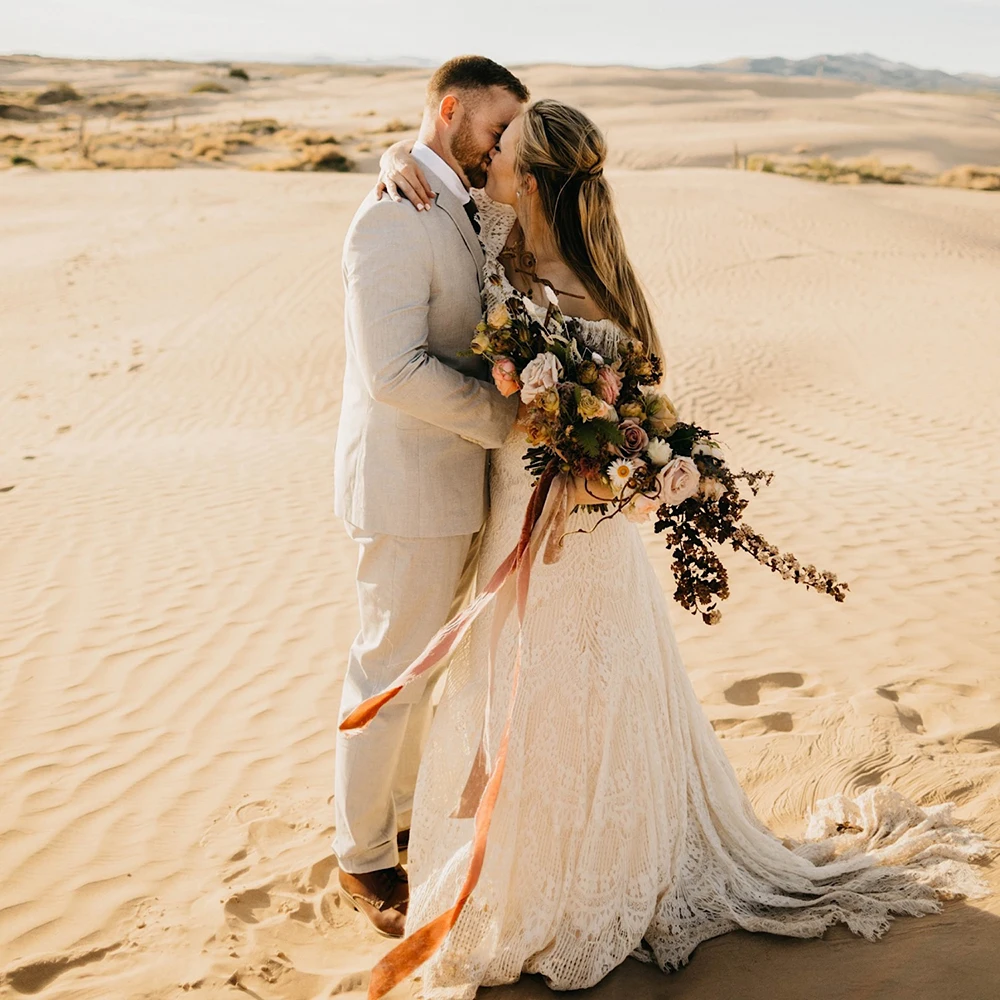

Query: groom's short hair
<box><xmin>427</xmin><ymin>56</ymin><xmax>530</xmax><ymax>107</ymax></box>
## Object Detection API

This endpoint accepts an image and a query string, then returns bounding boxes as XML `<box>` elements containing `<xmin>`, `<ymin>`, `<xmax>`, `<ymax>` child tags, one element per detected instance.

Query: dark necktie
<box><xmin>463</xmin><ymin>199</ymin><xmax>481</xmax><ymax>235</ymax></box>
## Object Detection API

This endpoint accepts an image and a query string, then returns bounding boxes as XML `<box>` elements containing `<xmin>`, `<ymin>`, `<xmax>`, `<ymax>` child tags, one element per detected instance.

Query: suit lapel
<box><xmin>433</xmin><ymin>185</ymin><xmax>486</xmax><ymax>288</ymax></box>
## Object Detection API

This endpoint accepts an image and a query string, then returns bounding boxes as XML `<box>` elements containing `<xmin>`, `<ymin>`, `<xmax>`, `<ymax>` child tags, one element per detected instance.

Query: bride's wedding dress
<box><xmin>403</xmin><ymin>192</ymin><xmax>990</xmax><ymax>999</ymax></box>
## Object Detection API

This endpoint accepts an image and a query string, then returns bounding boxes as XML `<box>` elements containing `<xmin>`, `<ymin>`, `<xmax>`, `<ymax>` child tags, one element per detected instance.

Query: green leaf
<box><xmin>591</xmin><ymin>418</ymin><xmax>625</xmax><ymax>446</ymax></box>
<box><xmin>569</xmin><ymin>417</ymin><xmax>623</xmax><ymax>457</ymax></box>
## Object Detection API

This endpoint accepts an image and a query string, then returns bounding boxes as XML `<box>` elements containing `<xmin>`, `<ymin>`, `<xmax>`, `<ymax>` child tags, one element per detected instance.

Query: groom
<box><xmin>333</xmin><ymin>56</ymin><xmax>529</xmax><ymax>936</ymax></box>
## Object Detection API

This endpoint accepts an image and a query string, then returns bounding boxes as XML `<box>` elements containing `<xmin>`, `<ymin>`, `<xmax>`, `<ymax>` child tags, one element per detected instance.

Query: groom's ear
<box><xmin>438</xmin><ymin>94</ymin><xmax>459</xmax><ymax>127</ymax></box>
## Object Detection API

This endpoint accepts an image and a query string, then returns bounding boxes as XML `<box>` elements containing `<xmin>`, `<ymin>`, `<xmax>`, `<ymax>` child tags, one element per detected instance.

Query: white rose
<box><xmin>520</xmin><ymin>352</ymin><xmax>564</xmax><ymax>404</ymax></box>
<box><xmin>646</xmin><ymin>437</ymin><xmax>673</xmax><ymax>466</ymax></box>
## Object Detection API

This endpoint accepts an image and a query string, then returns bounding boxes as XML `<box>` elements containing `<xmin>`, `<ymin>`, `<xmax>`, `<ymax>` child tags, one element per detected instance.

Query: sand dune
<box><xmin>3</xmin><ymin>56</ymin><xmax>1000</xmax><ymax>177</ymax></box>
<box><xmin>1</xmin><ymin>62</ymin><xmax>999</xmax><ymax>1000</ymax></box>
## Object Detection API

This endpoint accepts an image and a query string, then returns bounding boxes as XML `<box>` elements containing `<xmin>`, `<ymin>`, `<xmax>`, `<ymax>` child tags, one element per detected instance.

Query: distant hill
<box><xmin>694</xmin><ymin>52</ymin><xmax>1000</xmax><ymax>94</ymax></box>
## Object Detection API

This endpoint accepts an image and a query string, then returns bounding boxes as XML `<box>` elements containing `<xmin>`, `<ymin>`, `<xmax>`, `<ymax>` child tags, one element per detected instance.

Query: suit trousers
<box><xmin>333</xmin><ymin>522</ymin><xmax>480</xmax><ymax>873</ymax></box>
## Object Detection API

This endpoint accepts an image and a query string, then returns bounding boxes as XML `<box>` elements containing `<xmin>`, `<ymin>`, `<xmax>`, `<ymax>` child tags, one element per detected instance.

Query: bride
<box><xmin>362</xmin><ymin>99</ymin><xmax>990</xmax><ymax>999</ymax></box>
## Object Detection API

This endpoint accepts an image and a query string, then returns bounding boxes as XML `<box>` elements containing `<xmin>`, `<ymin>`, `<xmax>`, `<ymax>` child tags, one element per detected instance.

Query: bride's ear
<box><xmin>522</xmin><ymin>172</ymin><xmax>538</xmax><ymax>197</ymax></box>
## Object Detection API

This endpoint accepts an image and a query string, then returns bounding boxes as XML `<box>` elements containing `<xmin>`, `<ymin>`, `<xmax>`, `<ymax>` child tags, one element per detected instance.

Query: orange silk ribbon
<box><xmin>339</xmin><ymin>463</ymin><xmax>569</xmax><ymax>1000</ymax></box>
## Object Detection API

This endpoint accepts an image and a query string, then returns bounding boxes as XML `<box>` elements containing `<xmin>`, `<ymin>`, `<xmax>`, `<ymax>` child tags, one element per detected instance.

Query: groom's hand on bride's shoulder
<box><xmin>375</xmin><ymin>140</ymin><xmax>434</xmax><ymax>212</ymax></box>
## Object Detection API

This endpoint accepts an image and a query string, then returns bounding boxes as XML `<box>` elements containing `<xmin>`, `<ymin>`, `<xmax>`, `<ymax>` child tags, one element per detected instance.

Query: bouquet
<box><xmin>472</xmin><ymin>284</ymin><xmax>849</xmax><ymax>624</ymax></box>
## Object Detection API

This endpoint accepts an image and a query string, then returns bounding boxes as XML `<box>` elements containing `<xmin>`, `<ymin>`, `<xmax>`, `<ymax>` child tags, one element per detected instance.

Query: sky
<box><xmin>5</xmin><ymin>0</ymin><xmax>1000</xmax><ymax>77</ymax></box>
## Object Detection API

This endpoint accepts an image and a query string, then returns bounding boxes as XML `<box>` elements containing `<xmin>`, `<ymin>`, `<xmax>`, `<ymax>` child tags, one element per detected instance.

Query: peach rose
<box><xmin>491</xmin><ymin>357</ymin><xmax>521</xmax><ymax>397</ymax></box>
<box><xmin>624</xmin><ymin>491</ymin><xmax>661</xmax><ymax>523</ymax></box>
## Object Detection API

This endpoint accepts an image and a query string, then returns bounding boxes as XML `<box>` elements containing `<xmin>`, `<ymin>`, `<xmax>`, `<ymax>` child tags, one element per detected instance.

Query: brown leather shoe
<box><xmin>338</xmin><ymin>865</ymin><xmax>408</xmax><ymax>938</ymax></box>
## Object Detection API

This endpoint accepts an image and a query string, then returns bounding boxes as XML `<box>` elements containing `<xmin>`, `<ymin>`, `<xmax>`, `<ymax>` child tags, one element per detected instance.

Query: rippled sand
<box><xmin>1</xmin><ymin>60</ymin><xmax>999</xmax><ymax>1000</ymax></box>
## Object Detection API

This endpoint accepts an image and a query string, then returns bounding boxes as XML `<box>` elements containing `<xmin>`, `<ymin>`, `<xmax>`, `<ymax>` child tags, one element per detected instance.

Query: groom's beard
<box><xmin>450</xmin><ymin>119</ymin><xmax>490</xmax><ymax>189</ymax></box>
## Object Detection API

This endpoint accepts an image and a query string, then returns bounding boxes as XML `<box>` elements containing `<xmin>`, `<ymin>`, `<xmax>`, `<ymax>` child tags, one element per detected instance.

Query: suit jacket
<box><xmin>334</xmin><ymin>166</ymin><xmax>517</xmax><ymax>538</ymax></box>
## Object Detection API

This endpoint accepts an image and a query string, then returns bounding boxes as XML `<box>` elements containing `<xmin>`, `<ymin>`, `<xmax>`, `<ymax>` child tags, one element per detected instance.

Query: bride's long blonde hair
<box><xmin>515</xmin><ymin>99</ymin><xmax>661</xmax><ymax>358</ymax></box>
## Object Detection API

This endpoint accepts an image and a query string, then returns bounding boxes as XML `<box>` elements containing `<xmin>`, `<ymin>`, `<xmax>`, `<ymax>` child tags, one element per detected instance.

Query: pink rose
<box><xmin>595</xmin><ymin>366</ymin><xmax>622</xmax><ymax>405</ymax></box>
<box><xmin>492</xmin><ymin>356</ymin><xmax>521</xmax><ymax>397</ymax></box>
<box><xmin>657</xmin><ymin>456</ymin><xmax>700</xmax><ymax>506</ymax></box>
<box><xmin>618</xmin><ymin>419</ymin><xmax>649</xmax><ymax>456</ymax></box>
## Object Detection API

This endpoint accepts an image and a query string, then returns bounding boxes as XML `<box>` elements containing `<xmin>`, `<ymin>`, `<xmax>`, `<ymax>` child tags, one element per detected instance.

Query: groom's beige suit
<box><xmin>333</xmin><ymin>147</ymin><xmax>516</xmax><ymax>874</ymax></box>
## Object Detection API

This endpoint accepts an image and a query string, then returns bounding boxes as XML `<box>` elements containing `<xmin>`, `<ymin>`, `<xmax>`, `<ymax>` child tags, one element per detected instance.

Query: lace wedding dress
<box><xmin>403</xmin><ymin>191</ymin><xmax>991</xmax><ymax>999</ymax></box>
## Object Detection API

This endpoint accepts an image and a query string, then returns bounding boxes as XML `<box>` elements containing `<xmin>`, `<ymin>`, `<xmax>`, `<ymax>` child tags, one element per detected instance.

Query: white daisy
<box><xmin>606</xmin><ymin>459</ymin><xmax>636</xmax><ymax>495</ymax></box>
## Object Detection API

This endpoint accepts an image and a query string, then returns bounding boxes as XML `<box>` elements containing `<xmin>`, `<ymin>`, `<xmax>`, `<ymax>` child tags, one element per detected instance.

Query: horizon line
<box><xmin>2</xmin><ymin>49</ymin><xmax>998</xmax><ymax>82</ymax></box>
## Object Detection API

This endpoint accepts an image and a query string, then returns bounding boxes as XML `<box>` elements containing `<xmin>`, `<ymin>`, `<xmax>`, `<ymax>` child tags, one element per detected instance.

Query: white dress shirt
<box><xmin>412</xmin><ymin>141</ymin><xmax>471</xmax><ymax>205</ymax></box>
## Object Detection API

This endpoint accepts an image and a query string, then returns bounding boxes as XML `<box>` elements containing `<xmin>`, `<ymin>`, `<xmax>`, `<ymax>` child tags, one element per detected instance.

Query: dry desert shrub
<box><xmin>191</xmin><ymin>137</ymin><xmax>226</xmax><ymax>159</ymax></box>
<box><xmin>88</xmin><ymin>93</ymin><xmax>150</xmax><ymax>114</ymax></box>
<box><xmin>309</xmin><ymin>146</ymin><xmax>353</xmax><ymax>171</ymax></box>
<box><xmin>936</xmin><ymin>164</ymin><xmax>1000</xmax><ymax>191</ymax></box>
<box><xmin>2</xmin><ymin>115</ymin><xmax>359</xmax><ymax>172</ymax></box>
<box><xmin>190</xmin><ymin>81</ymin><xmax>229</xmax><ymax>95</ymax></box>
<box><xmin>744</xmin><ymin>152</ymin><xmax>998</xmax><ymax>191</ymax></box>
<box><xmin>89</xmin><ymin>148</ymin><xmax>179</xmax><ymax>169</ymax></box>
<box><xmin>228</xmin><ymin>67</ymin><xmax>250</xmax><ymax>81</ymax></box>
<box><xmin>239</xmin><ymin>118</ymin><xmax>280</xmax><ymax>135</ymax></box>
<box><xmin>0</xmin><ymin>102</ymin><xmax>50</xmax><ymax>122</ymax></box>
<box><xmin>254</xmin><ymin>143</ymin><xmax>354</xmax><ymax>172</ymax></box>
<box><xmin>746</xmin><ymin>154</ymin><xmax>912</xmax><ymax>185</ymax></box>
<box><xmin>34</xmin><ymin>83</ymin><xmax>82</xmax><ymax>105</ymax></box>
<box><xmin>379</xmin><ymin>118</ymin><xmax>414</xmax><ymax>133</ymax></box>
<box><xmin>290</xmin><ymin>129</ymin><xmax>340</xmax><ymax>145</ymax></box>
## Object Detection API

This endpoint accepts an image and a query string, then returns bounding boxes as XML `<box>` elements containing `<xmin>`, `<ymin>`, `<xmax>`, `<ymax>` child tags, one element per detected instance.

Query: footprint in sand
<box><xmin>723</xmin><ymin>672</ymin><xmax>804</xmax><ymax>707</ymax></box>
<box><xmin>224</xmin><ymin>887</ymin><xmax>272</xmax><ymax>925</ymax></box>
<box><xmin>235</xmin><ymin>799</ymin><xmax>277</xmax><ymax>823</ymax></box>
<box><xmin>874</xmin><ymin>686</ymin><xmax>925</xmax><ymax>733</ymax></box>
<box><xmin>961</xmin><ymin>723</ymin><xmax>1000</xmax><ymax>747</ymax></box>
<box><xmin>1</xmin><ymin>942</ymin><xmax>121</xmax><ymax>995</ymax></box>
<box><xmin>712</xmin><ymin>712</ymin><xmax>795</xmax><ymax>736</ymax></box>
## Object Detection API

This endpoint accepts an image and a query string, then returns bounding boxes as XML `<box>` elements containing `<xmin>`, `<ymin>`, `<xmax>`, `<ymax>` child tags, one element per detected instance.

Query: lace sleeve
<box><xmin>471</xmin><ymin>189</ymin><xmax>516</xmax><ymax>261</ymax></box>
